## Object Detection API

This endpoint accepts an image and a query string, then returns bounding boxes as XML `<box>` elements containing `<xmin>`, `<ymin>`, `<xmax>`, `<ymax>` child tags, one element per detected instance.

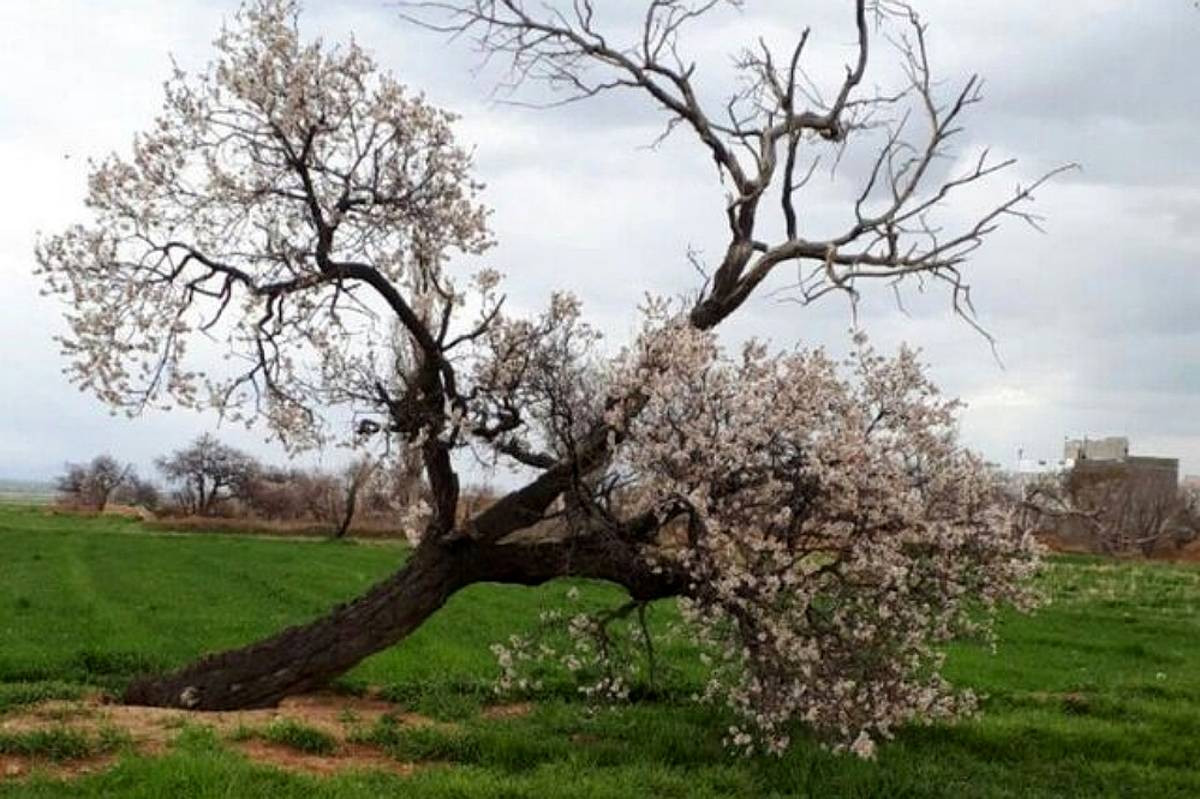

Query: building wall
<box><xmin>1063</xmin><ymin>437</ymin><xmax>1130</xmax><ymax>462</ymax></box>
<box><xmin>1054</xmin><ymin>456</ymin><xmax>1182</xmax><ymax>553</ymax></box>
<box><xmin>1071</xmin><ymin>457</ymin><xmax>1179</xmax><ymax>496</ymax></box>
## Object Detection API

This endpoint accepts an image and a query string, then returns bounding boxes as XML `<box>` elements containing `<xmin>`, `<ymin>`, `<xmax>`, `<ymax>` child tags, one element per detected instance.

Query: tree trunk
<box><xmin>122</xmin><ymin>531</ymin><xmax>684</xmax><ymax>711</ymax></box>
<box><xmin>123</xmin><ymin>541</ymin><xmax>468</xmax><ymax>710</ymax></box>
<box><xmin>335</xmin><ymin>461</ymin><xmax>374</xmax><ymax>539</ymax></box>
<box><xmin>334</xmin><ymin>484</ymin><xmax>359</xmax><ymax>539</ymax></box>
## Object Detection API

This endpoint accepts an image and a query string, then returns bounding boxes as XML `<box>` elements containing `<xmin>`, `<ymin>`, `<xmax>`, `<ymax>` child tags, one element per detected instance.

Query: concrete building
<box><xmin>1041</xmin><ymin>436</ymin><xmax>1183</xmax><ymax>554</ymax></box>
<box><xmin>1014</xmin><ymin>437</ymin><xmax>1180</xmax><ymax>492</ymax></box>
<box><xmin>1063</xmin><ymin>435</ymin><xmax>1178</xmax><ymax>494</ymax></box>
<box><xmin>1063</xmin><ymin>436</ymin><xmax>1130</xmax><ymax>462</ymax></box>
<box><xmin>1070</xmin><ymin>456</ymin><xmax>1180</xmax><ymax>498</ymax></box>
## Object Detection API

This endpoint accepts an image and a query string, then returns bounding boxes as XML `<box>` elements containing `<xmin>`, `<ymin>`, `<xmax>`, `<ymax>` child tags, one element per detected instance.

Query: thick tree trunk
<box><xmin>123</xmin><ymin>541</ymin><xmax>468</xmax><ymax>710</ymax></box>
<box><xmin>123</xmin><ymin>531</ymin><xmax>684</xmax><ymax>711</ymax></box>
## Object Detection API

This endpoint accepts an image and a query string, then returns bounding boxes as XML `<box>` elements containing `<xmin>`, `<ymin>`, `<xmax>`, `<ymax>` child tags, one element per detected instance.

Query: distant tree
<box><xmin>244</xmin><ymin>464</ymin><xmax>389</xmax><ymax>528</ymax></box>
<box><xmin>1024</xmin><ymin>470</ymin><xmax>1198</xmax><ymax>555</ymax></box>
<box><xmin>1180</xmin><ymin>486</ymin><xmax>1200</xmax><ymax>546</ymax></box>
<box><xmin>55</xmin><ymin>455</ymin><xmax>133</xmax><ymax>512</ymax></box>
<box><xmin>334</xmin><ymin>456</ymin><xmax>379</xmax><ymax>538</ymax></box>
<box><xmin>292</xmin><ymin>469</ymin><xmax>343</xmax><ymax>529</ymax></box>
<box><xmin>244</xmin><ymin>467</ymin><xmax>308</xmax><ymax>521</ymax></box>
<box><xmin>55</xmin><ymin>464</ymin><xmax>90</xmax><ymax>502</ymax></box>
<box><xmin>156</xmin><ymin>435</ymin><xmax>259</xmax><ymax>516</ymax></box>
<box><xmin>113</xmin><ymin>475</ymin><xmax>161</xmax><ymax>511</ymax></box>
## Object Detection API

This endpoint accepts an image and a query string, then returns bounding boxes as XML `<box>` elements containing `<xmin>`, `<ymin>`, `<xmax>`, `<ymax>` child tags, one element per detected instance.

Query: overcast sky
<box><xmin>1</xmin><ymin>0</ymin><xmax>1197</xmax><ymax>483</ymax></box>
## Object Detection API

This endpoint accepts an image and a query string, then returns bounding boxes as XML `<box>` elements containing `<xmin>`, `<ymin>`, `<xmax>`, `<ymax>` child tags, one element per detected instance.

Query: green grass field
<box><xmin>1</xmin><ymin>504</ymin><xmax>1198</xmax><ymax>797</ymax></box>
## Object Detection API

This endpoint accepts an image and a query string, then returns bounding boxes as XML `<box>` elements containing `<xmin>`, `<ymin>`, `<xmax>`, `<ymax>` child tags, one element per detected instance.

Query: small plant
<box><xmin>0</xmin><ymin>723</ymin><xmax>129</xmax><ymax>763</ymax></box>
<box><xmin>228</xmin><ymin>724</ymin><xmax>254</xmax><ymax>742</ymax></box>
<box><xmin>97</xmin><ymin>725</ymin><xmax>133</xmax><ymax>753</ymax></box>
<box><xmin>39</xmin><ymin>703</ymin><xmax>91</xmax><ymax>723</ymax></box>
<box><xmin>0</xmin><ymin>727</ymin><xmax>96</xmax><ymax>761</ymax></box>
<box><xmin>356</xmin><ymin>717</ymin><xmax>478</xmax><ymax>763</ymax></box>
<box><xmin>380</xmin><ymin>682</ymin><xmax>487</xmax><ymax>722</ymax></box>
<box><xmin>261</xmin><ymin>720</ymin><xmax>337</xmax><ymax>755</ymax></box>
<box><xmin>0</xmin><ymin>682</ymin><xmax>83</xmax><ymax>716</ymax></box>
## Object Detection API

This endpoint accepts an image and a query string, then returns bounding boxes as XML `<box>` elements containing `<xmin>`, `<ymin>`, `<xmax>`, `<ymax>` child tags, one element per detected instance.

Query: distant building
<box><xmin>1071</xmin><ymin>456</ymin><xmax>1179</xmax><ymax>498</ymax></box>
<box><xmin>1016</xmin><ymin>436</ymin><xmax>1180</xmax><ymax>490</ymax></box>
<box><xmin>1063</xmin><ymin>435</ymin><xmax>1177</xmax><ymax>491</ymax></box>
<box><xmin>1064</xmin><ymin>436</ymin><xmax>1129</xmax><ymax>462</ymax></box>
<box><xmin>1037</xmin><ymin>436</ymin><xmax>1184</xmax><ymax>554</ymax></box>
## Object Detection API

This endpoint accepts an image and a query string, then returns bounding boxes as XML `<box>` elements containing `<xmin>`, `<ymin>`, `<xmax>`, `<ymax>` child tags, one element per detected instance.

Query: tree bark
<box><xmin>123</xmin><ymin>532</ymin><xmax>684</xmax><ymax>710</ymax></box>
<box><xmin>123</xmin><ymin>541</ymin><xmax>468</xmax><ymax>709</ymax></box>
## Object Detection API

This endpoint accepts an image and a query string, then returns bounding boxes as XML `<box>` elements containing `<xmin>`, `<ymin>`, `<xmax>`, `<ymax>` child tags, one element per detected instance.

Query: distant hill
<box><xmin>0</xmin><ymin>478</ymin><xmax>56</xmax><ymax>504</ymax></box>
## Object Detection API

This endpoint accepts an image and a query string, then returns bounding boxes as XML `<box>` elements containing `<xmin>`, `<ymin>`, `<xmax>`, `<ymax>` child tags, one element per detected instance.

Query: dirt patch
<box><xmin>1</xmin><ymin>753</ymin><xmax>118</xmax><ymax>782</ymax></box>
<box><xmin>3</xmin><ymin>692</ymin><xmax>433</xmax><ymax>741</ymax></box>
<box><xmin>481</xmin><ymin>702</ymin><xmax>533</xmax><ymax>720</ymax></box>
<box><xmin>235</xmin><ymin>740</ymin><xmax>420</xmax><ymax>778</ymax></box>
<box><xmin>1037</xmin><ymin>531</ymin><xmax>1200</xmax><ymax>564</ymax></box>
<box><xmin>570</xmin><ymin>733</ymin><xmax>602</xmax><ymax>745</ymax></box>
<box><xmin>1</xmin><ymin>692</ymin><xmax>442</xmax><ymax>782</ymax></box>
<box><xmin>1026</xmin><ymin>690</ymin><xmax>1086</xmax><ymax>702</ymax></box>
<box><xmin>1172</xmin><ymin>539</ymin><xmax>1200</xmax><ymax>562</ymax></box>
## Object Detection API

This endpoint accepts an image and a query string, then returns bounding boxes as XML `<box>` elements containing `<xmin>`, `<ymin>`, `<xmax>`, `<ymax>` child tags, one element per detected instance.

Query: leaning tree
<box><xmin>37</xmin><ymin>0</ymin><xmax>1060</xmax><ymax>754</ymax></box>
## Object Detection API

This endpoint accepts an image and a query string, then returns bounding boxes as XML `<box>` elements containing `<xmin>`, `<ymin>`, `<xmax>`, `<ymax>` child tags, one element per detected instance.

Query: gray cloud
<box><xmin>1</xmin><ymin>0</ymin><xmax>1197</xmax><ymax>482</ymax></box>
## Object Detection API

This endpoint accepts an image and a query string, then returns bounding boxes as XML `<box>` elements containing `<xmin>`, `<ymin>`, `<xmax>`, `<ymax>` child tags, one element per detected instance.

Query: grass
<box><xmin>0</xmin><ymin>684</ymin><xmax>84</xmax><ymax>717</ymax></box>
<box><xmin>256</xmin><ymin>721</ymin><xmax>339</xmax><ymax>756</ymax></box>
<box><xmin>0</xmin><ymin>729</ymin><xmax>96</xmax><ymax>762</ymax></box>
<box><xmin>0</xmin><ymin>727</ymin><xmax>128</xmax><ymax>762</ymax></box>
<box><xmin>1</xmin><ymin>504</ymin><xmax>1199</xmax><ymax>796</ymax></box>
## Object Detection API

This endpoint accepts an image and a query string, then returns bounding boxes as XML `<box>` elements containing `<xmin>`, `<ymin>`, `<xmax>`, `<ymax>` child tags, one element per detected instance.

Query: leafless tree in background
<box><xmin>156</xmin><ymin>435</ymin><xmax>260</xmax><ymax>516</ymax></box>
<box><xmin>1023</xmin><ymin>470</ymin><xmax>1199</xmax><ymax>556</ymax></box>
<box><xmin>333</xmin><ymin>455</ymin><xmax>379</xmax><ymax>538</ymax></box>
<box><xmin>55</xmin><ymin>455</ymin><xmax>134</xmax><ymax>512</ymax></box>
